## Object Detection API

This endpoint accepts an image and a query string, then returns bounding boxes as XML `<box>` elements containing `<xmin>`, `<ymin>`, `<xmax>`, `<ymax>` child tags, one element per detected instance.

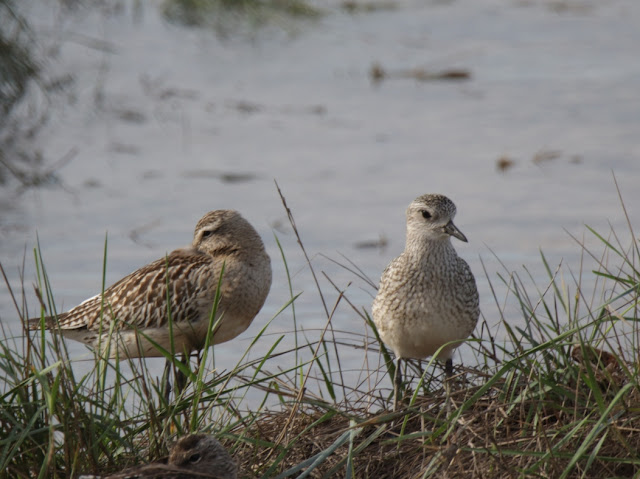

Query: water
<box><xmin>1</xmin><ymin>0</ymin><xmax>639</xmax><ymax>399</ymax></box>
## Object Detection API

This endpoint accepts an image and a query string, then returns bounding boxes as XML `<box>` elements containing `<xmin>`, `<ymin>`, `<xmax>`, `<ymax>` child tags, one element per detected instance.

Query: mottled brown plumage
<box><xmin>85</xmin><ymin>434</ymin><xmax>237</xmax><ymax>479</ymax></box>
<box><xmin>28</xmin><ymin>210</ymin><xmax>272</xmax><ymax>358</ymax></box>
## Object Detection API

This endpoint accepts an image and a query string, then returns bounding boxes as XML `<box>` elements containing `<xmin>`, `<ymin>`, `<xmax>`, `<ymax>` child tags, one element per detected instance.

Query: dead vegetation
<box><xmin>228</xmin><ymin>350</ymin><xmax>640</xmax><ymax>478</ymax></box>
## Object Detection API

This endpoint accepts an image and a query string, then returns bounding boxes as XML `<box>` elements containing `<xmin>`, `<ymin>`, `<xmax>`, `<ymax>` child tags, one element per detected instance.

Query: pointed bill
<box><xmin>443</xmin><ymin>220</ymin><xmax>468</xmax><ymax>242</ymax></box>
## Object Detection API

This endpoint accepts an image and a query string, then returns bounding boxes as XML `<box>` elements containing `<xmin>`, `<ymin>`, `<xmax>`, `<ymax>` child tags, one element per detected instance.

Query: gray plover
<box><xmin>88</xmin><ymin>434</ymin><xmax>237</xmax><ymax>479</ymax></box>
<box><xmin>28</xmin><ymin>210</ymin><xmax>272</xmax><ymax>359</ymax></box>
<box><xmin>372</xmin><ymin>194</ymin><xmax>479</xmax><ymax>410</ymax></box>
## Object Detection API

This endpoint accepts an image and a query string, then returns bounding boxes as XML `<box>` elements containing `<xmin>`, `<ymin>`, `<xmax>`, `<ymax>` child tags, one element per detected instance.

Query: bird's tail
<box><xmin>27</xmin><ymin>316</ymin><xmax>56</xmax><ymax>330</ymax></box>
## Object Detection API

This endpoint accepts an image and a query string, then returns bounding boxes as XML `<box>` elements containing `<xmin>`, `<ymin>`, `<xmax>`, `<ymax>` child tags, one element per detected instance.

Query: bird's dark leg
<box><xmin>175</xmin><ymin>353</ymin><xmax>189</xmax><ymax>394</ymax></box>
<box><xmin>163</xmin><ymin>353</ymin><xmax>189</xmax><ymax>402</ymax></box>
<box><xmin>163</xmin><ymin>359</ymin><xmax>172</xmax><ymax>403</ymax></box>
<box><xmin>393</xmin><ymin>357</ymin><xmax>403</xmax><ymax>411</ymax></box>
<box><xmin>445</xmin><ymin>357</ymin><xmax>453</xmax><ymax>377</ymax></box>
<box><xmin>444</xmin><ymin>357</ymin><xmax>453</xmax><ymax>416</ymax></box>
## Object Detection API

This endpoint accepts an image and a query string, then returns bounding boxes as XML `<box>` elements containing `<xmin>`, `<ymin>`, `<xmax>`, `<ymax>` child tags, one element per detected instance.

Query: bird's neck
<box><xmin>405</xmin><ymin>236</ymin><xmax>456</xmax><ymax>262</ymax></box>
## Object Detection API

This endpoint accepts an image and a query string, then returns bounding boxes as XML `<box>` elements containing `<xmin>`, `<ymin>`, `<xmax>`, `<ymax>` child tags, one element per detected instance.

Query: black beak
<box><xmin>443</xmin><ymin>220</ymin><xmax>468</xmax><ymax>242</ymax></box>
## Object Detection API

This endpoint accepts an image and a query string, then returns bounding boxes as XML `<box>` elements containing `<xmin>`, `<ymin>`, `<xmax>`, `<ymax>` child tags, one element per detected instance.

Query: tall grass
<box><xmin>1</xmin><ymin>187</ymin><xmax>639</xmax><ymax>478</ymax></box>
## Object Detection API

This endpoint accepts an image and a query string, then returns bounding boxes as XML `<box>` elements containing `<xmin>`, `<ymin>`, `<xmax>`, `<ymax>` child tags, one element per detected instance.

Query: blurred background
<box><xmin>1</xmin><ymin>0</ymin><xmax>638</xmax><ymax>376</ymax></box>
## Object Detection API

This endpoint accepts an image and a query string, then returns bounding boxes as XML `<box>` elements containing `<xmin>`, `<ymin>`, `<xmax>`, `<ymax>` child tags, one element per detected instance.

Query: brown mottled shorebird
<box><xmin>28</xmin><ymin>210</ymin><xmax>272</xmax><ymax>359</ymax></box>
<box><xmin>84</xmin><ymin>434</ymin><xmax>237</xmax><ymax>479</ymax></box>
<box><xmin>372</xmin><ymin>194</ymin><xmax>479</xmax><ymax>410</ymax></box>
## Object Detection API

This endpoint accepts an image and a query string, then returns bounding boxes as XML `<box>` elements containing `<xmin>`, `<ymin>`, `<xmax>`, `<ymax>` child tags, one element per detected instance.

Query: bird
<box><xmin>371</xmin><ymin>194</ymin><xmax>479</xmax><ymax>411</ymax></box>
<box><xmin>28</xmin><ymin>210</ymin><xmax>272</xmax><ymax>360</ymax></box>
<box><xmin>82</xmin><ymin>433</ymin><xmax>238</xmax><ymax>479</ymax></box>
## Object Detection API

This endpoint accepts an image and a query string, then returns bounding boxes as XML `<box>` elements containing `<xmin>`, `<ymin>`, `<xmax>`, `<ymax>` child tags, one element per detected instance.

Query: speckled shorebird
<box><xmin>372</xmin><ymin>194</ymin><xmax>479</xmax><ymax>410</ymax></box>
<box><xmin>28</xmin><ymin>210</ymin><xmax>272</xmax><ymax>359</ymax></box>
<box><xmin>82</xmin><ymin>434</ymin><xmax>238</xmax><ymax>479</ymax></box>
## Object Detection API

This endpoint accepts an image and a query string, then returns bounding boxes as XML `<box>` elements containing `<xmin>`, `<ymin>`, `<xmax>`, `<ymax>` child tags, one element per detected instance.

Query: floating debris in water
<box><xmin>224</xmin><ymin>99</ymin><xmax>326</xmax><ymax>116</ymax></box>
<box><xmin>532</xmin><ymin>149</ymin><xmax>562</xmax><ymax>164</ymax></box>
<box><xmin>181</xmin><ymin>170</ymin><xmax>259</xmax><ymax>184</ymax></box>
<box><xmin>370</xmin><ymin>62</ymin><xmax>471</xmax><ymax>84</ymax></box>
<box><xmin>107</xmin><ymin>142</ymin><xmax>140</xmax><ymax>155</ymax></box>
<box><xmin>354</xmin><ymin>234</ymin><xmax>388</xmax><ymax>250</ymax></box>
<box><xmin>228</xmin><ymin>100</ymin><xmax>262</xmax><ymax>114</ymax></box>
<box><xmin>496</xmin><ymin>156</ymin><xmax>515</xmax><ymax>172</ymax></box>
<box><xmin>114</xmin><ymin>109</ymin><xmax>147</xmax><ymax>124</ymax></box>
<box><xmin>219</xmin><ymin>172</ymin><xmax>258</xmax><ymax>183</ymax></box>
<box><xmin>341</xmin><ymin>1</ymin><xmax>398</xmax><ymax>13</ymax></box>
<box><xmin>497</xmin><ymin>151</ymin><xmax>582</xmax><ymax>171</ymax></box>
<box><xmin>83</xmin><ymin>178</ymin><xmax>101</xmax><ymax>188</ymax></box>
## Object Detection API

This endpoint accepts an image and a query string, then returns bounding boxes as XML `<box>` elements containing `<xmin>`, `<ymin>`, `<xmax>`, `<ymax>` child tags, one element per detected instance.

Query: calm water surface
<box><xmin>1</xmin><ymin>0</ymin><xmax>639</xmax><ymax>398</ymax></box>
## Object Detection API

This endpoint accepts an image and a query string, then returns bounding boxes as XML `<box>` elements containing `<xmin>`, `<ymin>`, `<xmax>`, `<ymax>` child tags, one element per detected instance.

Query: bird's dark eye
<box><xmin>421</xmin><ymin>210</ymin><xmax>432</xmax><ymax>219</ymax></box>
<box><xmin>189</xmin><ymin>453</ymin><xmax>201</xmax><ymax>464</ymax></box>
<box><xmin>201</xmin><ymin>230</ymin><xmax>214</xmax><ymax>238</ymax></box>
